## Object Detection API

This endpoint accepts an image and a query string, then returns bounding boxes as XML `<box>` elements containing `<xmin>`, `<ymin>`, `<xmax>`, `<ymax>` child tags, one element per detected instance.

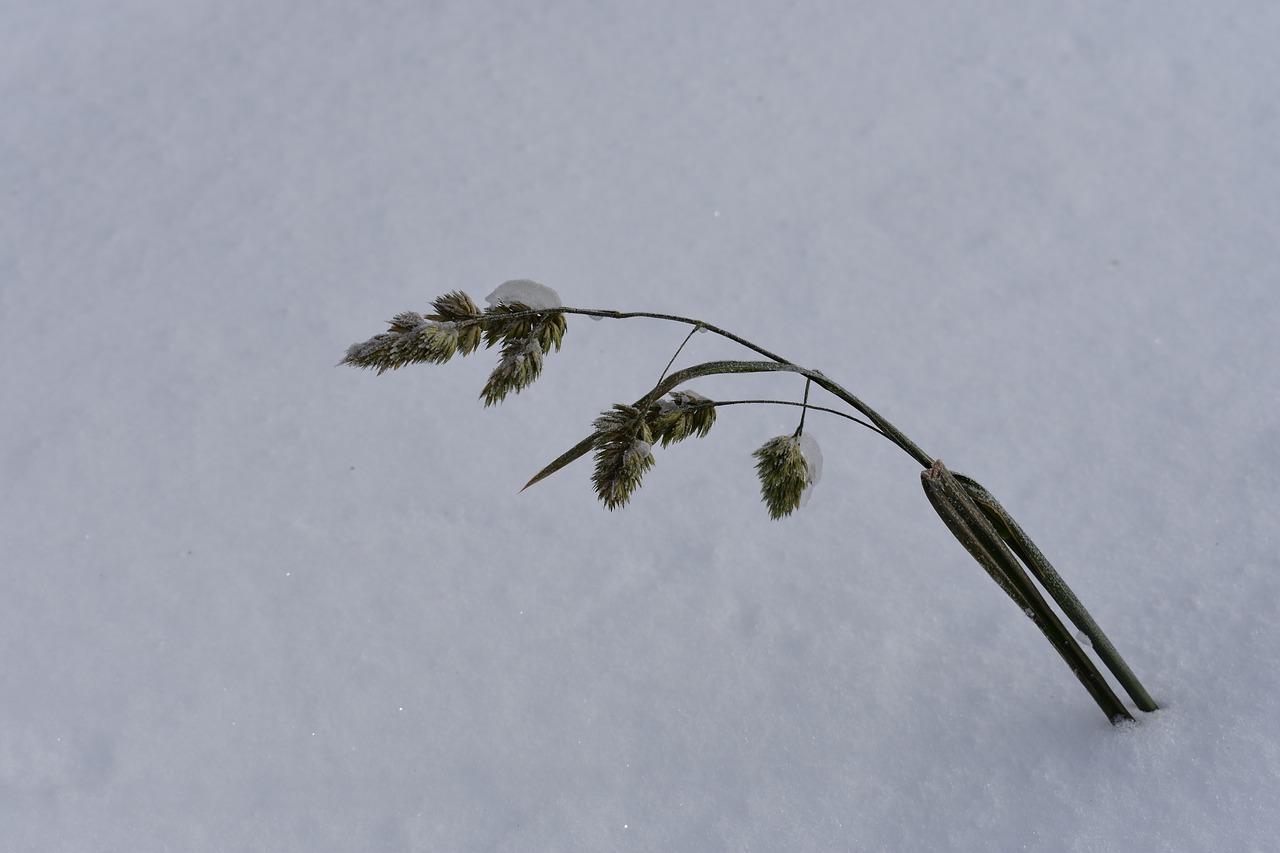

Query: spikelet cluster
<box><xmin>481</xmin><ymin>334</ymin><xmax>545</xmax><ymax>407</ymax></box>
<box><xmin>341</xmin><ymin>288</ymin><xmax>567</xmax><ymax>404</ymax></box>
<box><xmin>648</xmin><ymin>390</ymin><xmax>716</xmax><ymax>447</ymax></box>
<box><xmin>428</xmin><ymin>290</ymin><xmax>485</xmax><ymax>353</ymax></box>
<box><xmin>482</xmin><ymin>303</ymin><xmax>566</xmax><ymax>356</ymax></box>
<box><xmin>341</xmin><ymin>292</ymin><xmax>484</xmax><ymax>373</ymax></box>
<box><xmin>340</xmin><ymin>313</ymin><xmax>460</xmax><ymax>373</ymax></box>
<box><xmin>752</xmin><ymin>434</ymin><xmax>811</xmax><ymax>519</ymax></box>
<box><xmin>591</xmin><ymin>405</ymin><xmax>655</xmax><ymax>510</ymax></box>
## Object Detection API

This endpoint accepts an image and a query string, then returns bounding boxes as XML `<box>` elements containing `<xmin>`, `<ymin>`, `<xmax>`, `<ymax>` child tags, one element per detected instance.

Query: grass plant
<box><xmin>343</xmin><ymin>280</ymin><xmax>1157</xmax><ymax>724</ymax></box>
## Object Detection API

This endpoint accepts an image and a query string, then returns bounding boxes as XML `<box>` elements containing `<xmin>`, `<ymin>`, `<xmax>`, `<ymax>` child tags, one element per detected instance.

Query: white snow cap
<box><xmin>485</xmin><ymin>279</ymin><xmax>562</xmax><ymax>310</ymax></box>
<box><xmin>627</xmin><ymin>439</ymin><xmax>653</xmax><ymax>463</ymax></box>
<box><xmin>798</xmin><ymin>433</ymin><xmax>823</xmax><ymax>506</ymax></box>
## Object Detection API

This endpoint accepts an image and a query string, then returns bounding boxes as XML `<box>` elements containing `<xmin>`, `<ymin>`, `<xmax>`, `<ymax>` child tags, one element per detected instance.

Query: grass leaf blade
<box><xmin>521</xmin><ymin>432</ymin><xmax>600</xmax><ymax>492</ymax></box>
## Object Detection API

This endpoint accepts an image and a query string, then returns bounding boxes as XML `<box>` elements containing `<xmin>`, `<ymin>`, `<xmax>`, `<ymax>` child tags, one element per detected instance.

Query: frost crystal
<box><xmin>485</xmin><ymin>279</ymin><xmax>563</xmax><ymax>310</ymax></box>
<box><xmin>798</xmin><ymin>432</ymin><xmax>823</xmax><ymax>506</ymax></box>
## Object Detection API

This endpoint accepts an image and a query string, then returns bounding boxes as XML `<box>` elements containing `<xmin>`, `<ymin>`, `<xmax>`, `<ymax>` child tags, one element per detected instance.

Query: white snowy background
<box><xmin>4</xmin><ymin>1</ymin><xmax>1278</xmax><ymax>850</ymax></box>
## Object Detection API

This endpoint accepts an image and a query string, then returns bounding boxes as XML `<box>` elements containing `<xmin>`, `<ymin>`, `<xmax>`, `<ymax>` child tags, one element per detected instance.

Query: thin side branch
<box><xmin>700</xmin><ymin>400</ymin><xmax>886</xmax><ymax>438</ymax></box>
<box><xmin>647</xmin><ymin>359</ymin><xmax>935</xmax><ymax>470</ymax></box>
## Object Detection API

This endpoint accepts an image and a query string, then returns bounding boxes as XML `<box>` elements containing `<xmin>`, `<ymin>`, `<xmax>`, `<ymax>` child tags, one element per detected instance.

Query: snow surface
<box><xmin>4</xmin><ymin>2</ymin><xmax>1280</xmax><ymax>851</ymax></box>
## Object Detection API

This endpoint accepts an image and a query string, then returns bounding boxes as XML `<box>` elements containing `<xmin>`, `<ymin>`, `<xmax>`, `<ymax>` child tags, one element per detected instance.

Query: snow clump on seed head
<box><xmin>485</xmin><ymin>280</ymin><xmax>562</xmax><ymax>311</ymax></box>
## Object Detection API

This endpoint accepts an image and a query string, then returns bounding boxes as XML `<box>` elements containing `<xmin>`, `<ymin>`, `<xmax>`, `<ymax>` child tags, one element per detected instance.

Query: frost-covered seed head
<box><xmin>591</xmin><ymin>405</ymin><xmax>655</xmax><ymax>510</ymax></box>
<box><xmin>649</xmin><ymin>390</ymin><xmax>716</xmax><ymax>447</ymax></box>
<box><xmin>480</xmin><ymin>302</ymin><xmax>567</xmax><ymax>355</ymax></box>
<box><xmin>752</xmin><ymin>434</ymin><xmax>813</xmax><ymax>519</ymax></box>
<box><xmin>429</xmin><ymin>291</ymin><xmax>482</xmax><ymax>322</ymax></box>
<box><xmin>481</xmin><ymin>336</ymin><xmax>545</xmax><ymax>406</ymax></box>
<box><xmin>341</xmin><ymin>317</ymin><xmax>464</xmax><ymax>373</ymax></box>
<box><xmin>427</xmin><ymin>291</ymin><xmax>484</xmax><ymax>354</ymax></box>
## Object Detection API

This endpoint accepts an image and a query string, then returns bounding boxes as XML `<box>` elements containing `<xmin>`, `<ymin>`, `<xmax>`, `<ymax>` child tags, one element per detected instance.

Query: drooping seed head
<box><xmin>752</xmin><ymin>434</ymin><xmax>812</xmax><ymax>519</ymax></box>
<box><xmin>591</xmin><ymin>404</ymin><xmax>656</xmax><ymax>510</ymax></box>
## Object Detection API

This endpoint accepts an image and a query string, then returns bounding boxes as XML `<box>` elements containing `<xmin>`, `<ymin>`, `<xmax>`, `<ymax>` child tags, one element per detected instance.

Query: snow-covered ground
<box><xmin>4</xmin><ymin>2</ymin><xmax>1278</xmax><ymax>850</ymax></box>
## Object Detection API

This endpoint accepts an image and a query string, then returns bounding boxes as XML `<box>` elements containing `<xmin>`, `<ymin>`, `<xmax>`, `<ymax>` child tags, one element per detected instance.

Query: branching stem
<box><xmin>795</xmin><ymin>378</ymin><xmax>813</xmax><ymax>437</ymax></box>
<box><xmin>377</xmin><ymin>297</ymin><xmax>1157</xmax><ymax>724</ymax></box>
<box><xmin>644</xmin><ymin>358</ymin><xmax>935</xmax><ymax>469</ymax></box>
<box><xmin>698</xmin><ymin>399</ymin><xmax>885</xmax><ymax>437</ymax></box>
<box><xmin>463</xmin><ymin>306</ymin><xmax>932</xmax><ymax>465</ymax></box>
<box><xmin>657</xmin><ymin>324</ymin><xmax>703</xmax><ymax>385</ymax></box>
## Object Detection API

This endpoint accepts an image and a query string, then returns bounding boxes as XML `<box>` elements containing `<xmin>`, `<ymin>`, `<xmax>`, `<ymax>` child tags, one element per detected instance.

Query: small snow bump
<box><xmin>485</xmin><ymin>279</ymin><xmax>562</xmax><ymax>310</ymax></box>
<box><xmin>798</xmin><ymin>432</ymin><xmax>823</xmax><ymax>506</ymax></box>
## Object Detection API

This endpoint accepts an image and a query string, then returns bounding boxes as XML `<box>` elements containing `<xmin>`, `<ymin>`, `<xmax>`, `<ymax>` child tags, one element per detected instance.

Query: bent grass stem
<box><xmin>346</xmin><ymin>294</ymin><xmax>1157</xmax><ymax>724</ymax></box>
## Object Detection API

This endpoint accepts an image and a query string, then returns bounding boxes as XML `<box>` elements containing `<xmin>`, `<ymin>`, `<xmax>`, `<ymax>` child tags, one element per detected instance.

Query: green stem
<box><xmin>795</xmin><ymin>378</ymin><xmax>812</xmax><ymax>437</ymax></box>
<box><xmin>953</xmin><ymin>473</ymin><xmax>1158</xmax><ymax>713</ymax></box>
<box><xmin>698</xmin><ymin>399</ymin><xmax>886</xmax><ymax>437</ymax></box>
<box><xmin>922</xmin><ymin>461</ymin><xmax>1133</xmax><ymax>724</ymax></box>
<box><xmin>657</xmin><ymin>324</ymin><xmax>704</xmax><ymax>384</ymax></box>
<box><xmin>488</xmin><ymin>308</ymin><xmax>932</xmax><ymax>466</ymax></box>
<box><xmin>647</xmin><ymin>359</ymin><xmax>935</xmax><ymax>469</ymax></box>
